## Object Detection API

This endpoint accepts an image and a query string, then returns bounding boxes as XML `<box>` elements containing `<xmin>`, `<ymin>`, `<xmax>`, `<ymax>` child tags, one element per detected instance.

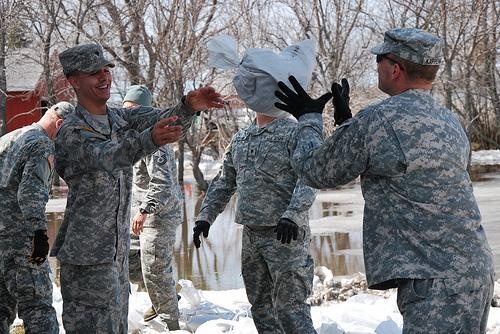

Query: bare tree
<box><xmin>0</xmin><ymin>0</ymin><xmax>25</xmax><ymax>135</ymax></box>
<box><xmin>373</xmin><ymin>0</ymin><xmax>499</xmax><ymax>149</ymax></box>
<box><xmin>20</xmin><ymin>0</ymin><xmax>69</xmax><ymax>107</ymax></box>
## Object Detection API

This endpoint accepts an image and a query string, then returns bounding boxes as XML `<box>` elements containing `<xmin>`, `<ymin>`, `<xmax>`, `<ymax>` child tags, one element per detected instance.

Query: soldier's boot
<box><xmin>143</xmin><ymin>306</ymin><xmax>158</xmax><ymax>322</ymax></box>
<box><xmin>165</xmin><ymin>318</ymin><xmax>180</xmax><ymax>331</ymax></box>
<box><xmin>158</xmin><ymin>313</ymin><xmax>180</xmax><ymax>331</ymax></box>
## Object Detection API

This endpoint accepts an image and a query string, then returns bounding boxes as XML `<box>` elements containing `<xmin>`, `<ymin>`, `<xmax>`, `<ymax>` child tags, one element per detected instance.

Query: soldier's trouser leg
<box><xmin>241</xmin><ymin>227</ymin><xmax>316</xmax><ymax>334</ymax></box>
<box><xmin>118</xmin><ymin>251</ymin><xmax>129</xmax><ymax>333</ymax></box>
<box><xmin>60</xmin><ymin>262</ymin><xmax>121</xmax><ymax>334</ymax></box>
<box><xmin>140</xmin><ymin>225</ymin><xmax>179</xmax><ymax>319</ymax></box>
<box><xmin>397</xmin><ymin>274</ymin><xmax>495</xmax><ymax>334</ymax></box>
<box><xmin>1</xmin><ymin>253</ymin><xmax>58</xmax><ymax>334</ymax></box>
<box><xmin>0</xmin><ymin>254</ymin><xmax>17</xmax><ymax>334</ymax></box>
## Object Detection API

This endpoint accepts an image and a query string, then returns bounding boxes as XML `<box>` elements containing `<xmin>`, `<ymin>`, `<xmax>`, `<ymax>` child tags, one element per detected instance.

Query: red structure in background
<box><xmin>5</xmin><ymin>92</ymin><xmax>42</xmax><ymax>132</ymax></box>
<box><xmin>5</xmin><ymin>49</ymin><xmax>74</xmax><ymax>133</ymax></box>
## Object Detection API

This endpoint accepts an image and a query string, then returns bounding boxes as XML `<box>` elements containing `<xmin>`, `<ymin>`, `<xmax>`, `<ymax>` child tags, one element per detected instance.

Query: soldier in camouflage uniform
<box><xmin>123</xmin><ymin>85</ymin><xmax>183</xmax><ymax>330</ymax></box>
<box><xmin>0</xmin><ymin>102</ymin><xmax>74</xmax><ymax>334</ymax></box>
<box><xmin>275</xmin><ymin>28</ymin><xmax>494</xmax><ymax>334</ymax></box>
<box><xmin>51</xmin><ymin>44</ymin><xmax>223</xmax><ymax>334</ymax></box>
<box><xmin>193</xmin><ymin>37</ymin><xmax>318</xmax><ymax>334</ymax></box>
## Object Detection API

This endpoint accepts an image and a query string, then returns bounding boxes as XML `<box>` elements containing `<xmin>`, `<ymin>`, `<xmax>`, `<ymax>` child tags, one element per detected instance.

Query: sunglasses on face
<box><xmin>376</xmin><ymin>54</ymin><xmax>405</xmax><ymax>71</ymax></box>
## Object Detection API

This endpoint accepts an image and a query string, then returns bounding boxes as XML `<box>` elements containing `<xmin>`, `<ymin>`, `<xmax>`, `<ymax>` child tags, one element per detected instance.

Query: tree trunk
<box><xmin>178</xmin><ymin>138</ymin><xmax>185</xmax><ymax>187</ymax></box>
<box><xmin>0</xmin><ymin>29</ymin><xmax>7</xmax><ymax>135</ymax></box>
<box><xmin>192</xmin><ymin>149</ymin><xmax>208</xmax><ymax>192</ymax></box>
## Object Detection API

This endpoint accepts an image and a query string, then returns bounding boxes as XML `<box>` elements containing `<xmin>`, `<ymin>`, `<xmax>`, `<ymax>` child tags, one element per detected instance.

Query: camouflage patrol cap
<box><xmin>59</xmin><ymin>43</ymin><xmax>115</xmax><ymax>77</ymax></box>
<box><xmin>371</xmin><ymin>28</ymin><xmax>443</xmax><ymax>65</ymax></box>
<box><xmin>52</xmin><ymin>101</ymin><xmax>74</xmax><ymax>119</ymax></box>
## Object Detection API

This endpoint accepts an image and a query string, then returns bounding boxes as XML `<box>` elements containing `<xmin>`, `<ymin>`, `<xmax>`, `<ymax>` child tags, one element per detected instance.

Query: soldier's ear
<box><xmin>55</xmin><ymin>118</ymin><xmax>64</xmax><ymax>129</ymax></box>
<box><xmin>67</xmin><ymin>75</ymin><xmax>80</xmax><ymax>90</ymax></box>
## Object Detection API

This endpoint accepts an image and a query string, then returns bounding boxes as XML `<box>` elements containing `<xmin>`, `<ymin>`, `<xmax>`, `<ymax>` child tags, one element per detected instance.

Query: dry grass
<box><xmin>9</xmin><ymin>325</ymin><xmax>24</xmax><ymax>334</ymax></box>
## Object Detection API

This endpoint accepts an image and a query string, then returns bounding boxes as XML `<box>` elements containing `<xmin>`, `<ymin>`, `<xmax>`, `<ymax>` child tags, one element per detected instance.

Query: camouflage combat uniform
<box><xmin>132</xmin><ymin>144</ymin><xmax>183</xmax><ymax>320</ymax></box>
<box><xmin>197</xmin><ymin>118</ymin><xmax>317</xmax><ymax>334</ymax></box>
<box><xmin>0</xmin><ymin>124</ymin><xmax>58</xmax><ymax>334</ymax></box>
<box><xmin>292</xmin><ymin>89</ymin><xmax>494</xmax><ymax>333</ymax></box>
<box><xmin>51</xmin><ymin>103</ymin><xmax>194</xmax><ymax>334</ymax></box>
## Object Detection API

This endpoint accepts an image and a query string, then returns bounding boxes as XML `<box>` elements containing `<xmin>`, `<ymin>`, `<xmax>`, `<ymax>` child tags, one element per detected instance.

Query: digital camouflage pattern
<box><xmin>198</xmin><ymin>118</ymin><xmax>316</xmax><ymax>228</ymax></box>
<box><xmin>197</xmin><ymin>117</ymin><xmax>317</xmax><ymax>333</ymax></box>
<box><xmin>52</xmin><ymin>103</ymin><xmax>195</xmax><ymax>333</ymax></box>
<box><xmin>133</xmin><ymin>145</ymin><xmax>183</xmax><ymax>221</ymax></box>
<box><xmin>59</xmin><ymin>43</ymin><xmax>115</xmax><ymax>76</ymax></box>
<box><xmin>396</xmin><ymin>275</ymin><xmax>494</xmax><ymax>333</ymax></box>
<box><xmin>0</xmin><ymin>124</ymin><xmax>58</xmax><ymax>333</ymax></box>
<box><xmin>292</xmin><ymin>89</ymin><xmax>494</xmax><ymax>331</ymax></box>
<box><xmin>0</xmin><ymin>124</ymin><xmax>54</xmax><ymax>239</ymax></box>
<box><xmin>0</xmin><ymin>250</ymin><xmax>58</xmax><ymax>334</ymax></box>
<box><xmin>241</xmin><ymin>226</ymin><xmax>315</xmax><ymax>334</ymax></box>
<box><xmin>370</xmin><ymin>28</ymin><xmax>443</xmax><ymax>65</ymax></box>
<box><xmin>132</xmin><ymin>144</ymin><xmax>183</xmax><ymax>319</ymax></box>
<box><xmin>60</xmin><ymin>261</ymin><xmax>127</xmax><ymax>334</ymax></box>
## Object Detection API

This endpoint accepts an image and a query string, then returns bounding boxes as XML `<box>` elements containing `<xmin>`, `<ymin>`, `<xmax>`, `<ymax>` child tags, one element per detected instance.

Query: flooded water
<box><xmin>47</xmin><ymin>169</ymin><xmax>500</xmax><ymax>291</ymax></box>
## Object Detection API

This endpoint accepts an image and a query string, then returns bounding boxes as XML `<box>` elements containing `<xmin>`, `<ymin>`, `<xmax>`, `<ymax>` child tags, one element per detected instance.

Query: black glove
<box><xmin>275</xmin><ymin>75</ymin><xmax>332</xmax><ymax>119</ymax></box>
<box><xmin>274</xmin><ymin>218</ymin><xmax>299</xmax><ymax>244</ymax></box>
<box><xmin>29</xmin><ymin>230</ymin><xmax>49</xmax><ymax>265</ymax></box>
<box><xmin>193</xmin><ymin>220</ymin><xmax>210</xmax><ymax>248</ymax></box>
<box><xmin>331</xmin><ymin>78</ymin><xmax>352</xmax><ymax>125</ymax></box>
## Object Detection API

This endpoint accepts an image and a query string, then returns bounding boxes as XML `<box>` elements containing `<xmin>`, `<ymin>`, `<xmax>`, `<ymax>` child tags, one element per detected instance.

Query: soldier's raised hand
<box><xmin>193</xmin><ymin>220</ymin><xmax>211</xmax><ymax>248</ymax></box>
<box><xmin>331</xmin><ymin>78</ymin><xmax>352</xmax><ymax>125</ymax></box>
<box><xmin>274</xmin><ymin>75</ymin><xmax>332</xmax><ymax>119</ymax></box>
<box><xmin>151</xmin><ymin>116</ymin><xmax>183</xmax><ymax>146</ymax></box>
<box><xmin>185</xmin><ymin>86</ymin><xmax>224</xmax><ymax>111</ymax></box>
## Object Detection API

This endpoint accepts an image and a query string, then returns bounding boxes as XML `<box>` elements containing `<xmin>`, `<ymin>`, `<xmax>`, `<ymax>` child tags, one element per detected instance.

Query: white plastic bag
<box><xmin>178</xmin><ymin>279</ymin><xmax>203</xmax><ymax>308</ymax></box>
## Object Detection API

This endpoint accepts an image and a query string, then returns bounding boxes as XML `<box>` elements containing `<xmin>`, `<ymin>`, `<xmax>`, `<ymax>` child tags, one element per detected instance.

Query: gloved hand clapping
<box><xmin>331</xmin><ymin>78</ymin><xmax>352</xmax><ymax>125</ymax></box>
<box><xmin>193</xmin><ymin>220</ymin><xmax>210</xmax><ymax>248</ymax></box>
<box><xmin>274</xmin><ymin>218</ymin><xmax>299</xmax><ymax>244</ymax></box>
<box><xmin>274</xmin><ymin>75</ymin><xmax>332</xmax><ymax>119</ymax></box>
<box><xmin>29</xmin><ymin>230</ymin><xmax>49</xmax><ymax>265</ymax></box>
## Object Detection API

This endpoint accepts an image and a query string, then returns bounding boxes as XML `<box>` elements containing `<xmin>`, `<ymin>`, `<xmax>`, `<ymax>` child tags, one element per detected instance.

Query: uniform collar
<box><xmin>250</xmin><ymin>117</ymin><xmax>284</xmax><ymax>135</ymax></box>
<box><xmin>76</xmin><ymin>104</ymin><xmax>128</xmax><ymax>135</ymax></box>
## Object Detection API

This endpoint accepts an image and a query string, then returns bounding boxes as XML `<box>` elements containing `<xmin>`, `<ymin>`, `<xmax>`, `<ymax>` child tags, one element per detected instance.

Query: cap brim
<box><xmin>370</xmin><ymin>42</ymin><xmax>392</xmax><ymax>55</ymax></box>
<box><xmin>82</xmin><ymin>59</ymin><xmax>115</xmax><ymax>73</ymax></box>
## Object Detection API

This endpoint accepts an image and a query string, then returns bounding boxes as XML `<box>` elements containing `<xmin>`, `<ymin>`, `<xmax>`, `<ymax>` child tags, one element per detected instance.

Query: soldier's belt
<box><xmin>245</xmin><ymin>225</ymin><xmax>275</xmax><ymax>231</ymax></box>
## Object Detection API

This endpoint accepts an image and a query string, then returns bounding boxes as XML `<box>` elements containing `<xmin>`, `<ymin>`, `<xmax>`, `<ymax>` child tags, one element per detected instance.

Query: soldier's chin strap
<box><xmin>29</xmin><ymin>230</ymin><xmax>49</xmax><ymax>265</ymax></box>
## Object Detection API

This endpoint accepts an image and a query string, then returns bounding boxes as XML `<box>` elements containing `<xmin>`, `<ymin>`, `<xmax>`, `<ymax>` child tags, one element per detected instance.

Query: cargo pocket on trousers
<box><xmin>397</xmin><ymin>278</ymin><xmax>434</xmax><ymax>313</ymax></box>
<box><xmin>12</xmin><ymin>256</ymin><xmax>52</xmax><ymax>302</ymax></box>
<box><xmin>65</xmin><ymin>265</ymin><xmax>117</xmax><ymax>308</ymax></box>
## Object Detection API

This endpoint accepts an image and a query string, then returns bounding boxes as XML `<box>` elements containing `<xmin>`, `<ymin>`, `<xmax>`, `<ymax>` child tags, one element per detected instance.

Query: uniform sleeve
<box><xmin>281</xmin><ymin>178</ymin><xmax>317</xmax><ymax>226</ymax></box>
<box><xmin>196</xmin><ymin>143</ymin><xmax>237</xmax><ymax>224</ymax></box>
<box><xmin>140</xmin><ymin>147</ymin><xmax>179</xmax><ymax>214</ymax></box>
<box><xmin>55</xmin><ymin>124</ymin><xmax>157</xmax><ymax>178</ymax></box>
<box><xmin>17</xmin><ymin>154</ymin><xmax>52</xmax><ymax>233</ymax></box>
<box><xmin>122</xmin><ymin>101</ymin><xmax>195</xmax><ymax>135</ymax></box>
<box><xmin>292</xmin><ymin>113</ymin><xmax>370</xmax><ymax>189</ymax></box>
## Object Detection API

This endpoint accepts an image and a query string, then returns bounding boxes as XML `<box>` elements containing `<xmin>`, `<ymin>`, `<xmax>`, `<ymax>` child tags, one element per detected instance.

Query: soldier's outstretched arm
<box><xmin>275</xmin><ymin>76</ymin><xmax>368</xmax><ymax>189</ymax></box>
<box><xmin>124</xmin><ymin>86</ymin><xmax>224</xmax><ymax>136</ymax></box>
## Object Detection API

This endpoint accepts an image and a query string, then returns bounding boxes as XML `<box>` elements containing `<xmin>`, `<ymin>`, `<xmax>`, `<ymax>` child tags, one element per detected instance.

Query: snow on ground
<box><xmin>134</xmin><ymin>273</ymin><xmax>500</xmax><ymax>334</ymax></box>
<box><xmin>471</xmin><ymin>150</ymin><xmax>500</xmax><ymax>166</ymax></box>
<box><xmin>11</xmin><ymin>269</ymin><xmax>497</xmax><ymax>334</ymax></box>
